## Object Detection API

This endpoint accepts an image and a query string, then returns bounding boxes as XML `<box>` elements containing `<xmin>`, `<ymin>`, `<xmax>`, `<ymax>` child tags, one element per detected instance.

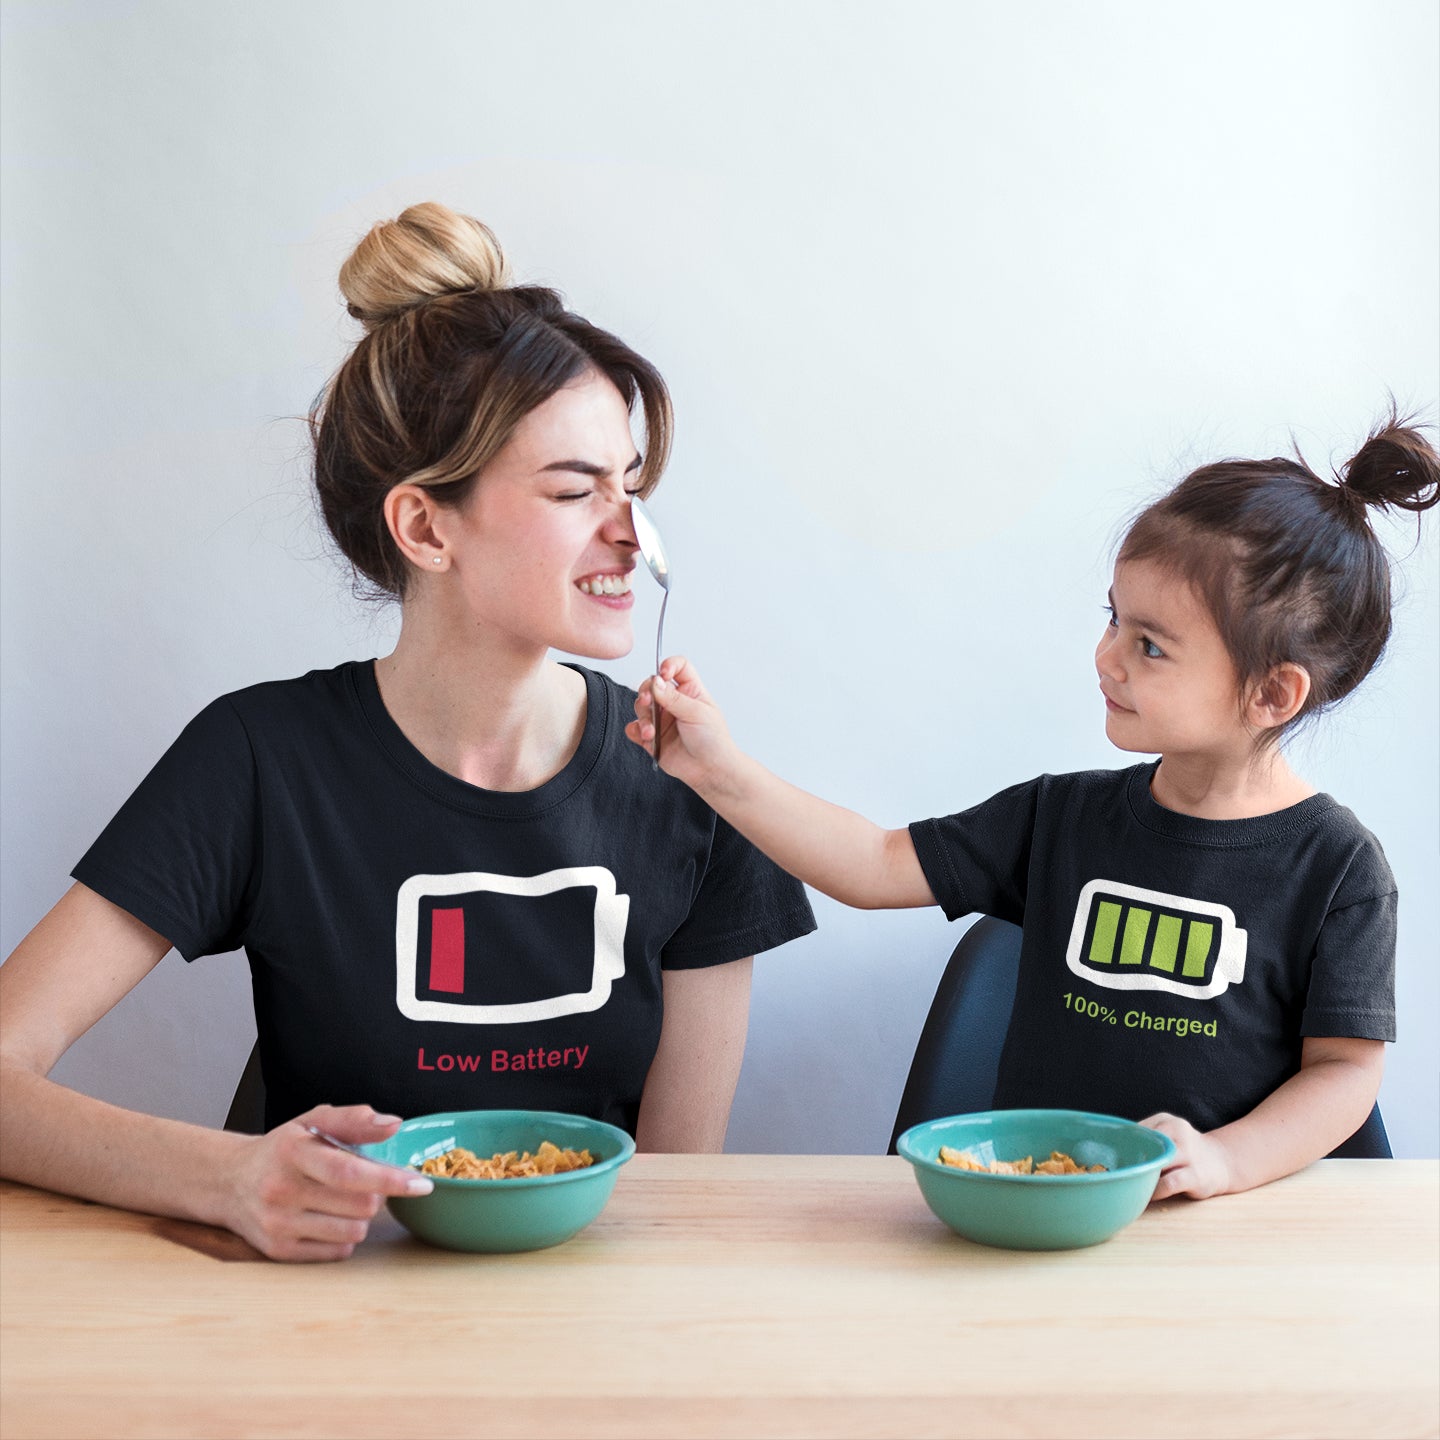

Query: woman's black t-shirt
<box><xmin>73</xmin><ymin>662</ymin><xmax>816</xmax><ymax>1133</ymax></box>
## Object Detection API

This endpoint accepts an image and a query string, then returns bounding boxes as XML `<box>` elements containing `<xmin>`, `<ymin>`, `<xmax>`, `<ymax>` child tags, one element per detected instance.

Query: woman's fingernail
<box><xmin>653</xmin><ymin>676</ymin><xmax>667</xmax><ymax>692</ymax></box>
<box><xmin>372</xmin><ymin>1112</ymin><xmax>402</xmax><ymax>1125</ymax></box>
<box><xmin>406</xmin><ymin>1177</ymin><xmax>434</xmax><ymax>1195</ymax></box>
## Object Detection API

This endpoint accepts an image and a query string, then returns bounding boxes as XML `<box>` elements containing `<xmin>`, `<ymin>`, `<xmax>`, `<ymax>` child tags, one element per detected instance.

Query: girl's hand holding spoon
<box><xmin>627</xmin><ymin>657</ymin><xmax>743</xmax><ymax>798</ymax></box>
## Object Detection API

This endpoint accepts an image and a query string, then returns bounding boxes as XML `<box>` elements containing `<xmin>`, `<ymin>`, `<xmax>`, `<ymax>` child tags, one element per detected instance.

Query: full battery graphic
<box><xmin>1064</xmin><ymin>879</ymin><xmax>1247</xmax><ymax>1001</ymax></box>
<box><xmin>394</xmin><ymin>867</ymin><xmax>630</xmax><ymax>1025</ymax></box>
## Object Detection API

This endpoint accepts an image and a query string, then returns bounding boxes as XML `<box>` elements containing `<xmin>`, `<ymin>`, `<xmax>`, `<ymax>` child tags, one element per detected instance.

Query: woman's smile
<box><xmin>576</xmin><ymin>568</ymin><xmax>635</xmax><ymax>605</ymax></box>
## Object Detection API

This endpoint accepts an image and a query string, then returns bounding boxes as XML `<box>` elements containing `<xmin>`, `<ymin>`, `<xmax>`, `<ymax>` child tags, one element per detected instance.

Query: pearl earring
<box><xmin>431</xmin><ymin>556</ymin><xmax>443</xmax><ymax>566</ymax></box>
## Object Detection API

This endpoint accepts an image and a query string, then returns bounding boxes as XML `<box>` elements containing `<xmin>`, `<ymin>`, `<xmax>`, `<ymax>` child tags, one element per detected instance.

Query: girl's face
<box><xmin>1095</xmin><ymin>559</ymin><xmax>1249</xmax><ymax>759</ymax></box>
<box><xmin>437</xmin><ymin>370</ymin><xmax>644</xmax><ymax>662</ymax></box>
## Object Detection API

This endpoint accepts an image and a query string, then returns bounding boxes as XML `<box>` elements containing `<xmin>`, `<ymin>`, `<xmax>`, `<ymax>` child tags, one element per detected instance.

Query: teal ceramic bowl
<box><xmin>360</xmin><ymin>1109</ymin><xmax>635</xmax><ymax>1253</ymax></box>
<box><xmin>896</xmin><ymin>1109</ymin><xmax>1176</xmax><ymax>1251</ymax></box>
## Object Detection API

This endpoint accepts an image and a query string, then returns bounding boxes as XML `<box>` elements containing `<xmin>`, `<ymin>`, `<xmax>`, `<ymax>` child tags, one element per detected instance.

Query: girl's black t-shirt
<box><xmin>74</xmin><ymin>662</ymin><xmax>816</xmax><ymax>1133</ymax></box>
<box><xmin>910</xmin><ymin>765</ymin><xmax>1397</xmax><ymax>1131</ymax></box>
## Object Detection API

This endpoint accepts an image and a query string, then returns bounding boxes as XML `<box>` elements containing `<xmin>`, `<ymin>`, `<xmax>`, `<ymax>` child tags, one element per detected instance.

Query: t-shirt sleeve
<box><xmin>71</xmin><ymin>697</ymin><xmax>261</xmax><ymax>961</ymax></box>
<box><xmin>659</xmin><ymin>814</ymin><xmax>817</xmax><ymax>970</ymax></box>
<box><xmin>907</xmin><ymin>776</ymin><xmax>1042</xmax><ymax>924</ymax></box>
<box><xmin>1300</xmin><ymin>891</ymin><xmax>1398</xmax><ymax>1042</ymax></box>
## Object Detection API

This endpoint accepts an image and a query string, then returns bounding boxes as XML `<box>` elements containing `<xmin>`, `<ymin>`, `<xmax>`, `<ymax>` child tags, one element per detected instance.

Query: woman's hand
<box><xmin>626</xmin><ymin>656</ymin><xmax>741</xmax><ymax>798</ymax></box>
<box><xmin>1141</xmin><ymin>1112</ymin><xmax>1234</xmax><ymax>1201</ymax></box>
<box><xmin>222</xmin><ymin>1105</ymin><xmax>432</xmax><ymax>1262</ymax></box>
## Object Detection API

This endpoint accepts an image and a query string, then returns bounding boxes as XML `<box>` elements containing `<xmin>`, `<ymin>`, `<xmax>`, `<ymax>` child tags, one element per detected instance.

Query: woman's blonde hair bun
<box><xmin>339</xmin><ymin>201</ymin><xmax>512</xmax><ymax>330</ymax></box>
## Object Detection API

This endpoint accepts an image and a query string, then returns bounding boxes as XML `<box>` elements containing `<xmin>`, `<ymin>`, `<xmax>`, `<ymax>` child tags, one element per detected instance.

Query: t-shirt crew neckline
<box><xmin>1126</xmin><ymin>760</ymin><xmax>1339</xmax><ymax>848</ymax></box>
<box><xmin>348</xmin><ymin>659</ymin><xmax>608</xmax><ymax>820</ymax></box>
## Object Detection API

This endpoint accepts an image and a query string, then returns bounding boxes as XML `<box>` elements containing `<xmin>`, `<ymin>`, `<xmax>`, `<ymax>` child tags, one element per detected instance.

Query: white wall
<box><xmin>3</xmin><ymin>0</ymin><xmax>1435</xmax><ymax>1156</ymax></box>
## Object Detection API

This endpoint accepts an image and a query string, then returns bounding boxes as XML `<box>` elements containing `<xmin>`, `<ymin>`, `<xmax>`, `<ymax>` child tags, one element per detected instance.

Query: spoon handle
<box><xmin>653</xmin><ymin>589</ymin><xmax>669</xmax><ymax>769</ymax></box>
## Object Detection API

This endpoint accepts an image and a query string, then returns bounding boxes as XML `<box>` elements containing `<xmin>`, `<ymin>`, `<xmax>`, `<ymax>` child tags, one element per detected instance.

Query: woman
<box><xmin>0</xmin><ymin>203</ymin><xmax>815</xmax><ymax>1260</ymax></box>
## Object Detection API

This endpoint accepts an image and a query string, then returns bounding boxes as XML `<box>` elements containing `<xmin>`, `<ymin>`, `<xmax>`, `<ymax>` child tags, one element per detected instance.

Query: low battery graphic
<box><xmin>1064</xmin><ymin>879</ymin><xmax>1247</xmax><ymax>1001</ymax></box>
<box><xmin>394</xmin><ymin>867</ymin><xmax>630</xmax><ymax>1025</ymax></box>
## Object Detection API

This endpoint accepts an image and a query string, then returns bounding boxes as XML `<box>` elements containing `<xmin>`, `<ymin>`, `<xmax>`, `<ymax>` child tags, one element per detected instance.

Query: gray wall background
<box><xmin>3</xmin><ymin>0</ymin><xmax>1436</xmax><ymax>1156</ymax></box>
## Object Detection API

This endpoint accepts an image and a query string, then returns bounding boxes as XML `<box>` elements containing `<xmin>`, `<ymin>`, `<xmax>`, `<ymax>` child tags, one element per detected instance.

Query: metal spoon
<box><xmin>304</xmin><ymin>1124</ymin><xmax>423</xmax><ymax>1178</ymax></box>
<box><xmin>629</xmin><ymin>496</ymin><xmax>671</xmax><ymax>769</ymax></box>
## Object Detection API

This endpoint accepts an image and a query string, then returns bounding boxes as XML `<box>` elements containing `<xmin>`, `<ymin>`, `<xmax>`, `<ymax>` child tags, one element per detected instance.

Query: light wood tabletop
<box><xmin>1</xmin><ymin>1156</ymin><xmax>1435</xmax><ymax>1440</ymax></box>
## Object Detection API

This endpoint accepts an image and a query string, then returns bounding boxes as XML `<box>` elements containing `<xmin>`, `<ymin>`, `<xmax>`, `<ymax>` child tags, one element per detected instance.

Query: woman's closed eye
<box><xmin>553</xmin><ymin>486</ymin><xmax>644</xmax><ymax>503</ymax></box>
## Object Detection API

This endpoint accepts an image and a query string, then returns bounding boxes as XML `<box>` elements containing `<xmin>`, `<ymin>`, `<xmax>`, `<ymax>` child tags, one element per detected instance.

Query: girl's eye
<box><xmin>1102</xmin><ymin>604</ymin><xmax>1117</xmax><ymax>628</ymax></box>
<box><xmin>1139</xmin><ymin>637</ymin><xmax>1165</xmax><ymax>659</ymax></box>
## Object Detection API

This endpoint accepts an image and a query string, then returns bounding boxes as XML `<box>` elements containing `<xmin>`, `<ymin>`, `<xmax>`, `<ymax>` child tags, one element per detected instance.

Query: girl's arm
<box><xmin>1144</xmin><ymin>1035</ymin><xmax>1384</xmax><ymax>1200</ymax></box>
<box><xmin>634</xmin><ymin>957</ymin><xmax>753</xmax><ymax>1152</ymax></box>
<box><xmin>627</xmin><ymin>657</ymin><xmax>936</xmax><ymax>910</ymax></box>
<box><xmin>0</xmin><ymin>882</ymin><xmax>430</xmax><ymax>1260</ymax></box>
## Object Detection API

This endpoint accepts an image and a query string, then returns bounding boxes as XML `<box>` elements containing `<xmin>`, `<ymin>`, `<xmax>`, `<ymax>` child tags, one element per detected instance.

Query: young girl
<box><xmin>628</xmin><ymin>414</ymin><xmax>1437</xmax><ymax>1200</ymax></box>
<box><xmin>0</xmin><ymin>203</ymin><xmax>813</xmax><ymax>1260</ymax></box>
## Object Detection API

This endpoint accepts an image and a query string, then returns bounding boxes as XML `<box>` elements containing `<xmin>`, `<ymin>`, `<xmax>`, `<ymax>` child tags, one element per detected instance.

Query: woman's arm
<box><xmin>634</xmin><ymin>957</ymin><xmax>754</xmax><ymax>1152</ymax></box>
<box><xmin>1143</xmin><ymin>1035</ymin><xmax>1385</xmax><ymax>1200</ymax></box>
<box><xmin>0</xmin><ymin>882</ymin><xmax>430</xmax><ymax>1259</ymax></box>
<box><xmin>627</xmin><ymin>658</ymin><xmax>935</xmax><ymax>911</ymax></box>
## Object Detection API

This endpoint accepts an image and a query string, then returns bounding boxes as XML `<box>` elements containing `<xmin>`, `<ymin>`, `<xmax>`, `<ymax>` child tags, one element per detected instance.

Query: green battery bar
<box><xmin>1086</xmin><ymin>899</ymin><xmax>1215</xmax><ymax>982</ymax></box>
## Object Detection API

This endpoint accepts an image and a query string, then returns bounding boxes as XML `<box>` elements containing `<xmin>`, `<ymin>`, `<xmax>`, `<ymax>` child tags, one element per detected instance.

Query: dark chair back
<box><xmin>1327</xmin><ymin>1103</ymin><xmax>1392</xmax><ymax>1159</ymax></box>
<box><xmin>888</xmin><ymin>916</ymin><xmax>1021</xmax><ymax>1153</ymax></box>
<box><xmin>887</xmin><ymin>915</ymin><xmax>1391</xmax><ymax>1160</ymax></box>
<box><xmin>224</xmin><ymin>1042</ymin><xmax>266</xmax><ymax>1134</ymax></box>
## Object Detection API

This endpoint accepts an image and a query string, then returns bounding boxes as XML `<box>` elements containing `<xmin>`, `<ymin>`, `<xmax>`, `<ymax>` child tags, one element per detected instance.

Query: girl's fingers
<box><xmin>650</xmin><ymin>674</ymin><xmax>706</xmax><ymax>721</ymax></box>
<box><xmin>628</xmin><ymin>685</ymin><xmax>666</xmax><ymax>743</ymax></box>
<box><xmin>676</xmin><ymin>660</ymin><xmax>714</xmax><ymax>701</ymax></box>
<box><xmin>1151</xmin><ymin>1167</ymin><xmax>1193</xmax><ymax>1201</ymax></box>
<box><xmin>1140</xmin><ymin>1113</ymin><xmax>1189</xmax><ymax>1166</ymax></box>
<box><xmin>656</xmin><ymin>655</ymin><xmax>709</xmax><ymax>699</ymax></box>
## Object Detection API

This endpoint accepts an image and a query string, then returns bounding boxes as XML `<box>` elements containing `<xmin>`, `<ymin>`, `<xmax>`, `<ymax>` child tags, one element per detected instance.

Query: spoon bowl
<box><xmin>630</xmin><ymin>496</ymin><xmax>671</xmax><ymax>768</ymax></box>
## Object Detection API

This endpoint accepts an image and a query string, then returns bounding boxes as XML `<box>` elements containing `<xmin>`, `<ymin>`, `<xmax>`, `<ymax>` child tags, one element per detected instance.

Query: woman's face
<box><xmin>437</xmin><ymin>370</ymin><xmax>645</xmax><ymax>661</ymax></box>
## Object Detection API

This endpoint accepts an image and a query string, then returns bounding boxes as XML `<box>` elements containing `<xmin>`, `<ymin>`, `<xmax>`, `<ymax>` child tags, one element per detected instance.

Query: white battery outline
<box><xmin>1064</xmin><ymin>878</ymin><xmax>1248</xmax><ymax>1001</ymax></box>
<box><xmin>394</xmin><ymin>867</ymin><xmax>630</xmax><ymax>1025</ymax></box>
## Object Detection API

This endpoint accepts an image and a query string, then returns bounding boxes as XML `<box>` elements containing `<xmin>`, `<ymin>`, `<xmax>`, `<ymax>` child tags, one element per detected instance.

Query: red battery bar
<box><xmin>428</xmin><ymin>907</ymin><xmax>465</xmax><ymax>994</ymax></box>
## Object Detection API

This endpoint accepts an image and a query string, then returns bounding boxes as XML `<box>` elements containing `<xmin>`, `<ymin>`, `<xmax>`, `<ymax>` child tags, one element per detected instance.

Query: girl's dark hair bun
<box><xmin>1338</xmin><ymin>406</ymin><xmax>1440</xmax><ymax>515</ymax></box>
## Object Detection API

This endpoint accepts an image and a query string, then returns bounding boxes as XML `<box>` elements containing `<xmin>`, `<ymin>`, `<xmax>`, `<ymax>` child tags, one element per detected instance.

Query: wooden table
<box><xmin>1</xmin><ymin>1157</ymin><xmax>1435</xmax><ymax>1439</ymax></box>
